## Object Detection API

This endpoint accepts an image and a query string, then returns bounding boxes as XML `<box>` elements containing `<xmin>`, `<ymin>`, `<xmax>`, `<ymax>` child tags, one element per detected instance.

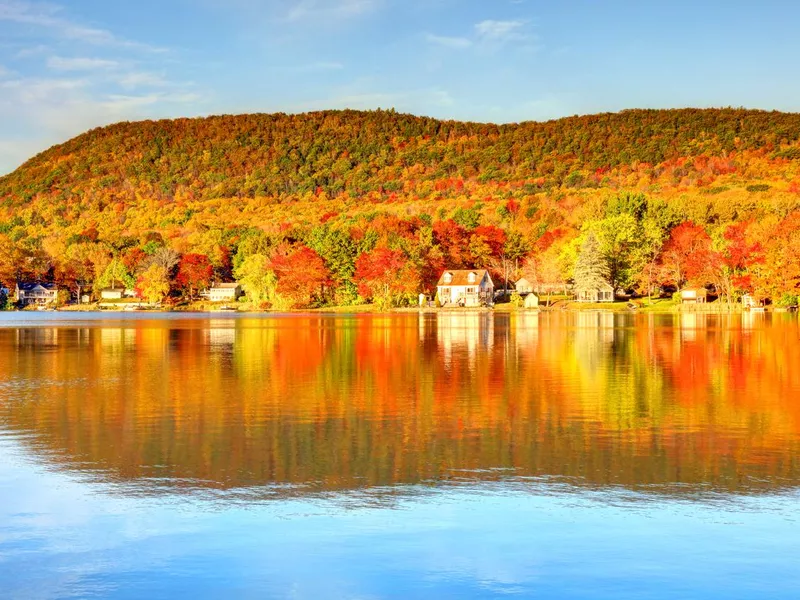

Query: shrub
<box><xmin>776</xmin><ymin>293</ymin><xmax>798</xmax><ymax>307</ymax></box>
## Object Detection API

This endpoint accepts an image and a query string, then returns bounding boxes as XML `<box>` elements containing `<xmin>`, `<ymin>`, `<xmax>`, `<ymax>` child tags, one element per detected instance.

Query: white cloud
<box><xmin>46</xmin><ymin>56</ymin><xmax>119</xmax><ymax>71</ymax></box>
<box><xmin>427</xmin><ymin>19</ymin><xmax>533</xmax><ymax>55</ymax></box>
<box><xmin>0</xmin><ymin>3</ymin><xmax>203</xmax><ymax>174</ymax></box>
<box><xmin>116</xmin><ymin>71</ymin><xmax>170</xmax><ymax>90</ymax></box>
<box><xmin>475</xmin><ymin>19</ymin><xmax>527</xmax><ymax>42</ymax></box>
<box><xmin>425</xmin><ymin>34</ymin><xmax>472</xmax><ymax>49</ymax></box>
<box><xmin>283</xmin><ymin>0</ymin><xmax>378</xmax><ymax>22</ymax></box>
<box><xmin>0</xmin><ymin>77</ymin><xmax>88</xmax><ymax>100</ymax></box>
<box><xmin>14</xmin><ymin>44</ymin><xmax>49</xmax><ymax>58</ymax></box>
<box><xmin>0</xmin><ymin>0</ymin><xmax>165</xmax><ymax>51</ymax></box>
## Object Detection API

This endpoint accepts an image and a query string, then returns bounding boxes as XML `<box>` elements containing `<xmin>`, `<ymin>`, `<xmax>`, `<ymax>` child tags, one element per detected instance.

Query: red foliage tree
<box><xmin>354</xmin><ymin>247</ymin><xmax>420</xmax><ymax>308</ymax></box>
<box><xmin>176</xmin><ymin>253</ymin><xmax>213</xmax><ymax>299</ymax></box>
<box><xmin>657</xmin><ymin>222</ymin><xmax>718</xmax><ymax>288</ymax></box>
<box><xmin>432</xmin><ymin>220</ymin><xmax>471</xmax><ymax>268</ymax></box>
<box><xmin>720</xmin><ymin>222</ymin><xmax>763</xmax><ymax>296</ymax></box>
<box><xmin>268</xmin><ymin>245</ymin><xmax>331</xmax><ymax>307</ymax></box>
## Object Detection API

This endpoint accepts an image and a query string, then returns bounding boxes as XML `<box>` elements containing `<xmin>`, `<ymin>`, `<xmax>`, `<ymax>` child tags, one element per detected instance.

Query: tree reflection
<box><xmin>0</xmin><ymin>313</ymin><xmax>798</xmax><ymax>496</ymax></box>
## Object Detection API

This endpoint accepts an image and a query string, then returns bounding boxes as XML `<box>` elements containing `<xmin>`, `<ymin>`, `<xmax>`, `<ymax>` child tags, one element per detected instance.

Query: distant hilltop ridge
<box><xmin>2</xmin><ymin>107</ymin><xmax>800</xmax><ymax>206</ymax></box>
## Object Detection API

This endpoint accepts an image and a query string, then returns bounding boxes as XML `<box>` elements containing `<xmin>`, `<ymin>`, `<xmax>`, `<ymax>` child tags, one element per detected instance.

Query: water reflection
<box><xmin>1</xmin><ymin>312</ymin><xmax>799</xmax><ymax>497</ymax></box>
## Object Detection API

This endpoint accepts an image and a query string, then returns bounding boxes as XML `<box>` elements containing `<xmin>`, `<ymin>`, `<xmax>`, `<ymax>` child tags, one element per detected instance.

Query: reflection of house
<box><xmin>436</xmin><ymin>270</ymin><xmax>494</xmax><ymax>307</ymax></box>
<box><xmin>436</xmin><ymin>313</ymin><xmax>493</xmax><ymax>366</ymax></box>
<box><xmin>575</xmin><ymin>282</ymin><xmax>614</xmax><ymax>303</ymax></box>
<box><xmin>16</xmin><ymin>282</ymin><xmax>58</xmax><ymax>306</ymax></box>
<box><xmin>515</xmin><ymin>278</ymin><xmax>534</xmax><ymax>295</ymax></box>
<box><xmin>681</xmin><ymin>288</ymin><xmax>707</xmax><ymax>304</ymax></box>
<box><xmin>201</xmin><ymin>283</ymin><xmax>243</xmax><ymax>303</ymax></box>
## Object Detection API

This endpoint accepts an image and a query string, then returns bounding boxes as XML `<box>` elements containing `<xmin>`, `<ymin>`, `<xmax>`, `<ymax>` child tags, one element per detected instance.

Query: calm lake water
<box><xmin>1</xmin><ymin>311</ymin><xmax>800</xmax><ymax>599</ymax></box>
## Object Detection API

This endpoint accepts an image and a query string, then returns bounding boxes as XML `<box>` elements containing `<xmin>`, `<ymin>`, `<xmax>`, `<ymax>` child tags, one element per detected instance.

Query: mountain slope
<box><xmin>2</xmin><ymin>108</ymin><xmax>800</xmax><ymax>205</ymax></box>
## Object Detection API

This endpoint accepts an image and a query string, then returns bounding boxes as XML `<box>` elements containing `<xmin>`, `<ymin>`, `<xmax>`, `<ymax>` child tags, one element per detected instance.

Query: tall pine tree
<box><xmin>574</xmin><ymin>232</ymin><xmax>610</xmax><ymax>291</ymax></box>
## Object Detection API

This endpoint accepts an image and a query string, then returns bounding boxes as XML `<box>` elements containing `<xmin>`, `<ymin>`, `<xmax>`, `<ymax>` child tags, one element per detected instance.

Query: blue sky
<box><xmin>1</xmin><ymin>0</ymin><xmax>799</xmax><ymax>174</ymax></box>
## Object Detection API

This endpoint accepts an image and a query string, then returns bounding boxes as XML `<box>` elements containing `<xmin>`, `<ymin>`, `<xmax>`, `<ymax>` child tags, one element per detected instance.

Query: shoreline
<box><xmin>2</xmin><ymin>303</ymin><xmax>795</xmax><ymax>317</ymax></box>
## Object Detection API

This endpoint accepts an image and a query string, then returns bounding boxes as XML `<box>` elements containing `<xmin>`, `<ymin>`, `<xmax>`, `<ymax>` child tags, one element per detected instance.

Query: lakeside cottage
<box><xmin>575</xmin><ymin>282</ymin><xmax>614</xmax><ymax>303</ymax></box>
<box><xmin>16</xmin><ymin>282</ymin><xmax>58</xmax><ymax>306</ymax></box>
<box><xmin>515</xmin><ymin>277</ymin><xmax>534</xmax><ymax>295</ymax></box>
<box><xmin>100</xmin><ymin>283</ymin><xmax>137</xmax><ymax>301</ymax></box>
<box><xmin>524</xmin><ymin>292</ymin><xmax>540</xmax><ymax>309</ymax></box>
<box><xmin>436</xmin><ymin>270</ymin><xmax>494</xmax><ymax>307</ymax></box>
<box><xmin>201</xmin><ymin>283</ymin><xmax>243</xmax><ymax>303</ymax></box>
<box><xmin>681</xmin><ymin>288</ymin><xmax>708</xmax><ymax>304</ymax></box>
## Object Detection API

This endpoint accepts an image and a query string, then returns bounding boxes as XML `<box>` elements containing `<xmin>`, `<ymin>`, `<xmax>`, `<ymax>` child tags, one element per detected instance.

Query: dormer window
<box><xmin>443</xmin><ymin>272</ymin><xmax>453</xmax><ymax>284</ymax></box>
<box><xmin>468</xmin><ymin>272</ymin><xmax>477</xmax><ymax>284</ymax></box>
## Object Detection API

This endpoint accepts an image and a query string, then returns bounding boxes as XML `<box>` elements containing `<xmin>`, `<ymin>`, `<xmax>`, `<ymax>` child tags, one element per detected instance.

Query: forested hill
<box><xmin>3</xmin><ymin>107</ymin><xmax>800</xmax><ymax>204</ymax></box>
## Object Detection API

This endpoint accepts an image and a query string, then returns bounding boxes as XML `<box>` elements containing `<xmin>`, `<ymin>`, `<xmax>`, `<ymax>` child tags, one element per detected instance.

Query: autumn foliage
<box><xmin>0</xmin><ymin>108</ymin><xmax>799</xmax><ymax>307</ymax></box>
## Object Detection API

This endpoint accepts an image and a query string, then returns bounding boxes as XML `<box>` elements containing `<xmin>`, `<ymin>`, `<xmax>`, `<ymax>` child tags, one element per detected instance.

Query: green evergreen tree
<box><xmin>573</xmin><ymin>232</ymin><xmax>610</xmax><ymax>291</ymax></box>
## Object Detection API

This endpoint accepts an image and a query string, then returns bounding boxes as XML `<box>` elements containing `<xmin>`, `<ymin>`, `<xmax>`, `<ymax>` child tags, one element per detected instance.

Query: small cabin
<box><xmin>202</xmin><ymin>283</ymin><xmax>243</xmax><ymax>303</ymax></box>
<box><xmin>575</xmin><ymin>282</ymin><xmax>614</xmax><ymax>303</ymax></box>
<box><xmin>524</xmin><ymin>292</ymin><xmax>540</xmax><ymax>309</ymax></box>
<box><xmin>681</xmin><ymin>288</ymin><xmax>707</xmax><ymax>304</ymax></box>
<box><xmin>515</xmin><ymin>277</ymin><xmax>534</xmax><ymax>295</ymax></box>
<box><xmin>437</xmin><ymin>270</ymin><xmax>494</xmax><ymax>307</ymax></box>
<box><xmin>16</xmin><ymin>282</ymin><xmax>58</xmax><ymax>306</ymax></box>
<box><xmin>99</xmin><ymin>281</ymin><xmax>137</xmax><ymax>301</ymax></box>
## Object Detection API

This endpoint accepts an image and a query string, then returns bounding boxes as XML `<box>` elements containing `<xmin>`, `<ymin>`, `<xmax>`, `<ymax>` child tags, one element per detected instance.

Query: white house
<box><xmin>681</xmin><ymin>288</ymin><xmax>707</xmax><ymax>304</ymax></box>
<box><xmin>202</xmin><ymin>283</ymin><xmax>243</xmax><ymax>303</ymax></box>
<box><xmin>100</xmin><ymin>283</ymin><xmax>137</xmax><ymax>301</ymax></box>
<box><xmin>436</xmin><ymin>270</ymin><xmax>494</xmax><ymax>307</ymax></box>
<box><xmin>524</xmin><ymin>292</ymin><xmax>540</xmax><ymax>309</ymax></box>
<box><xmin>515</xmin><ymin>277</ymin><xmax>534</xmax><ymax>295</ymax></box>
<box><xmin>16</xmin><ymin>282</ymin><xmax>58</xmax><ymax>306</ymax></box>
<box><xmin>575</xmin><ymin>281</ymin><xmax>614</xmax><ymax>303</ymax></box>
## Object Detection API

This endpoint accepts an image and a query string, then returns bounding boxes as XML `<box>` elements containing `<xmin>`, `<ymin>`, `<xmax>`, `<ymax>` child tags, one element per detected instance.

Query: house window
<box><xmin>443</xmin><ymin>272</ymin><xmax>452</xmax><ymax>283</ymax></box>
<box><xmin>466</xmin><ymin>287</ymin><xmax>477</xmax><ymax>294</ymax></box>
<box><xmin>468</xmin><ymin>272</ymin><xmax>476</xmax><ymax>283</ymax></box>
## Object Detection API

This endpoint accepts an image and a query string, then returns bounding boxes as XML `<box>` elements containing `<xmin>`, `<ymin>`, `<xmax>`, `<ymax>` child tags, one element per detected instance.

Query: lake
<box><xmin>1</xmin><ymin>311</ymin><xmax>799</xmax><ymax>599</ymax></box>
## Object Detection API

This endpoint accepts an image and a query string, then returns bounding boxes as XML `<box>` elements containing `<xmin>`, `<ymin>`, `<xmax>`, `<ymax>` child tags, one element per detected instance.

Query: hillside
<box><xmin>0</xmin><ymin>108</ymin><xmax>799</xmax><ymax>308</ymax></box>
<box><xmin>3</xmin><ymin>108</ymin><xmax>800</xmax><ymax>203</ymax></box>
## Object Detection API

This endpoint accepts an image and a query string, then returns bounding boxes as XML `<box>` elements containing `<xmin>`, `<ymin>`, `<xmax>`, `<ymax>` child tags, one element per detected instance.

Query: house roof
<box><xmin>210</xmin><ymin>283</ymin><xmax>239</xmax><ymax>290</ymax></box>
<box><xmin>575</xmin><ymin>281</ymin><xmax>613</xmax><ymax>292</ymax></box>
<box><xmin>16</xmin><ymin>282</ymin><xmax>57</xmax><ymax>292</ymax></box>
<box><xmin>437</xmin><ymin>270</ymin><xmax>492</xmax><ymax>287</ymax></box>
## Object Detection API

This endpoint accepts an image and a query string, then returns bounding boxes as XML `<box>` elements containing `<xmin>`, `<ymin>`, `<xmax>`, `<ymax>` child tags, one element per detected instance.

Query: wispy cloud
<box><xmin>0</xmin><ymin>1</ymin><xmax>203</xmax><ymax>174</ymax></box>
<box><xmin>0</xmin><ymin>0</ymin><xmax>165</xmax><ymax>51</ymax></box>
<box><xmin>475</xmin><ymin>19</ymin><xmax>527</xmax><ymax>42</ymax></box>
<box><xmin>14</xmin><ymin>44</ymin><xmax>49</xmax><ymax>58</ymax></box>
<box><xmin>101</xmin><ymin>92</ymin><xmax>202</xmax><ymax>114</ymax></box>
<box><xmin>46</xmin><ymin>56</ymin><xmax>119</xmax><ymax>71</ymax></box>
<box><xmin>427</xmin><ymin>19</ymin><xmax>534</xmax><ymax>53</ymax></box>
<box><xmin>116</xmin><ymin>71</ymin><xmax>170</xmax><ymax>90</ymax></box>
<box><xmin>425</xmin><ymin>34</ymin><xmax>472</xmax><ymax>50</ymax></box>
<box><xmin>282</xmin><ymin>0</ymin><xmax>378</xmax><ymax>23</ymax></box>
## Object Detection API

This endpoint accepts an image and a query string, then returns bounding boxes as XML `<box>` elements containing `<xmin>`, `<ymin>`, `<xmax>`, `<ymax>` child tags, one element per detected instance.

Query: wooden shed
<box><xmin>680</xmin><ymin>288</ymin><xmax>707</xmax><ymax>304</ymax></box>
